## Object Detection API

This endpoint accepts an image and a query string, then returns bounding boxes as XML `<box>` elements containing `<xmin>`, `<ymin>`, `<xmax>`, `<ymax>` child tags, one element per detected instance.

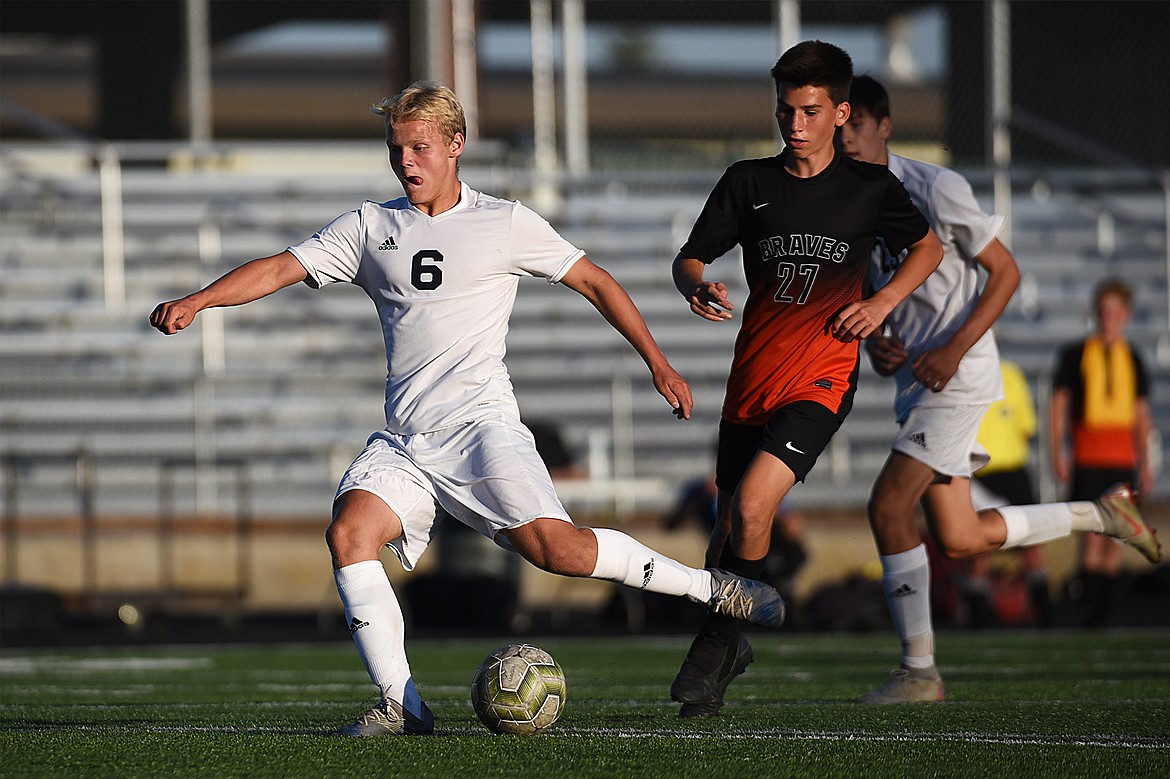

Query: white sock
<box><xmin>880</xmin><ymin>544</ymin><xmax>934</xmax><ymax>670</ymax></box>
<box><xmin>999</xmin><ymin>502</ymin><xmax>1101</xmax><ymax>549</ymax></box>
<box><xmin>334</xmin><ymin>560</ymin><xmax>423</xmax><ymax>717</ymax></box>
<box><xmin>589</xmin><ymin>527</ymin><xmax>712</xmax><ymax>602</ymax></box>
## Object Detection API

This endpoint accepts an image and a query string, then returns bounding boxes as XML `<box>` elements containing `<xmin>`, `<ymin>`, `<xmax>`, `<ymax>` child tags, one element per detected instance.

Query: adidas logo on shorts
<box><xmin>908</xmin><ymin>432</ymin><xmax>927</xmax><ymax>449</ymax></box>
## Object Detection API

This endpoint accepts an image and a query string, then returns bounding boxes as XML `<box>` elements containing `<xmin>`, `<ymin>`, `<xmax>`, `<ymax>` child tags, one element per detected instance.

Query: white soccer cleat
<box><xmin>705</xmin><ymin>569</ymin><xmax>786</xmax><ymax>628</ymax></box>
<box><xmin>858</xmin><ymin>667</ymin><xmax>944</xmax><ymax>704</ymax></box>
<box><xmin>333</xmin><ymin>698</ymin><xmax>435</xmax><ymax>737</ymax></box>
<box><xmin>1096</xmin><ymin>483</ymin><xmax>1161</xmax><ymax>564</ymax></box>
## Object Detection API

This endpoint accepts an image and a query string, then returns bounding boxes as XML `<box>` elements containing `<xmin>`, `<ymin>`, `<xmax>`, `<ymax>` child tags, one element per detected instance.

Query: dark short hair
<box><xmin>770</xmin><ymin>40</ymin><xmax>853</xmax><ymax>105</ymax></box>
<box><xmin>1094</xmin><ymin>277</ymin><xmax>1133</xmax><ymax>307</ymax></box>
<box><xmin>849</xmin><ymin>74</ymin><xmax>890</xmax><ymax>121</ymax></box>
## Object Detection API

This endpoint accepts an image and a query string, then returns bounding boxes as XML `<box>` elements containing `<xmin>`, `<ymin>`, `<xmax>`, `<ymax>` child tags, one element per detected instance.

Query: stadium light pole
<box><xmin>414</xmin><ymin>0</ymin><xmax>453</xmax><ymax>84</ymax></box>
<box><xmin>776</xmin><ymin>0</ymin><xmax>802</xmax><ymax>53</ymax></box>
<box><xmin>452</xmin><ymin>0</ymin><xmax>479</xmax><ymax>141</ymax></box>
<box><xmin>184</xmin><ymin>0</ymin><xmax>213</xmax><ymax>149</ymax></box>
<box><xmin>562</xmin><ymin>0</ymin><xmax>588</xmax><ymax>177</ymax></box>
<box><xmin>774</xmin><ymin>0</ymin><xmax>802</xmax><ymax>147</ymax></box>
<box><xmin>530</xmin><ymin>0</ymin><xmax>560</xmax><ymax>213</ymax></box>
<box><xmin>987</xmin><ymin>0</ymin><xmax>1013</xmax><ymax>248</ymax></box>
<box><xmin>98</xmin><ymin>145</ymin><xmax>125</xmax><ymax>315</ymax></box>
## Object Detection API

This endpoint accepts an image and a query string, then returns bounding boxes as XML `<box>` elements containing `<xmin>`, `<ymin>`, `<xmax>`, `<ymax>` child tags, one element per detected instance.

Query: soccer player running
<box><xmin>839</xmin><ymin>75</ymin><xmax>1161</xmax><ymax>703</ymax></box>
<box><xmin>150</xmin><ymin>81</ymin><xmax>785</xmax><ymax>737</ymax></box>
<box><xmin>669</xmin><ymin>41</ymin><xmax>944</xmax><ymax>718</ymax></box>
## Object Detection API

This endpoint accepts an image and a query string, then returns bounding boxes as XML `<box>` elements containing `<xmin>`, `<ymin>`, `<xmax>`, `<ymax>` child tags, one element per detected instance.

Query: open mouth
<box><xmin>404</xmin><ymin>175</ymin><xmax>423</xmax><ymax>186</ymax></box>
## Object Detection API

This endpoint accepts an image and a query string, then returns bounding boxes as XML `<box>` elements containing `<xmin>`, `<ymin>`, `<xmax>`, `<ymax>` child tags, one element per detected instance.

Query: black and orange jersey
<box><xmin>681</xmin><ymin>151</ymin><xmax>929</xmax><ymax>424</ymax></box>
<box><xmin>1053</xmin><ymin>336</ymin><xmax>1149</xmax><ymax>468</ymax></box>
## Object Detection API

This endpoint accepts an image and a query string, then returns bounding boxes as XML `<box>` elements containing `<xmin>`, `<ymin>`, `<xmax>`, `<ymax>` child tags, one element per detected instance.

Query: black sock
<box><xmin>717</xmin><ymin>546</ymin><xmax>767</xmax><ymax>580</ymax></box>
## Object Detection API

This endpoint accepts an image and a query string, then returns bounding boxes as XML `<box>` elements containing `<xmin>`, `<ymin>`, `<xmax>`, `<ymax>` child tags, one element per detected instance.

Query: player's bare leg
<box><xmin>327</xmin><ymin>489</ymin><xmax>433</xmax><ymax>736</ymax></box>
<box><xmin>672</xmin><ymin>454</ymin><xmax>794</xmax><ymax>717</ymax></box>
<box><xmin>921</xmin><ymin>477</ymin><xmax>1009</xmax><ymax>558</ymax></box>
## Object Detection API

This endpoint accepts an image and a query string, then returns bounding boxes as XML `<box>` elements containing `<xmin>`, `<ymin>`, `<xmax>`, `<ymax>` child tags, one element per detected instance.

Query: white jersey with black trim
<box><xmin>871</xmin><ymin>152</ymin><xmax>1005</xmax><ymax>422</ymax></box>
<box><xmin>288</xmin><ymin>182</ymin><xmax>585</xmax><ymax>435</ymax></box>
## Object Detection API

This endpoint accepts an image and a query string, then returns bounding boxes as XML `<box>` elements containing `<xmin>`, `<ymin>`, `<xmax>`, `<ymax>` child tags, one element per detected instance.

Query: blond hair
<box><xmin>372</xmin><ymin>81</ymin><xmax>466</xmax><ymax>142</ymax></box>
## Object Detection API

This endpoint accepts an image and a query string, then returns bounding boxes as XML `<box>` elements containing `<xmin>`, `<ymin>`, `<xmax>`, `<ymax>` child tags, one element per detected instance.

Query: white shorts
<box><xmin>336</xmin><ymin>408</ymin><xmax>572</xmax><ymax>571</ymax></box>
<box><xmin>891</xmin><ymin>404</ymin><xmax>991</xmax><ymax>478</ymax></box>
<box><xmin>969</xmin><ymin>478</ymin><xmax>1007</xmax><ymax>511</ymax></box>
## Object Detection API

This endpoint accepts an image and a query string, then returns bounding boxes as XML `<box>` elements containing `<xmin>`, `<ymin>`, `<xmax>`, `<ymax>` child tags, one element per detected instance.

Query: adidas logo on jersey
<box><xmin>378</xmin><ymin>236</ymin><xmax>399</xmax><ymax>251</ymax></box>
<box><xmin>908</xmin><ymin>432</ymin><xmax>927</xmax><ymax>449</ymax></box>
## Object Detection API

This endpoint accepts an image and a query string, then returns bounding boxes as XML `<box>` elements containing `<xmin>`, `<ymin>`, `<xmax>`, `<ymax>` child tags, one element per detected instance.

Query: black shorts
<box><xmin>1070</xmin><ymin>466</ymin><xmax>1135</xmax><ymax>502</ymax></box>
<box><xmin>974</xmin><ymin>468</ymin><xmax>1037</xmax><ymax>506</ymax></box>
<box><xmin>715</xmin><ymin>400</ymin><xmax>845</xmax><ymax>493</ymax></box>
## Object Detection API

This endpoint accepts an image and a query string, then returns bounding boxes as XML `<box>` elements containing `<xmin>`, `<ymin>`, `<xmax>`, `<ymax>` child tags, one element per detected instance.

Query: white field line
<box><xmin>568</xmin><ymin>727</ymin><xmax>1170</xmax><ymax>750</ymax></box>
<box><xmin>3</xmin><ymin>721</ymin><xmax>1167</xmax><ymax>750</ymax></box>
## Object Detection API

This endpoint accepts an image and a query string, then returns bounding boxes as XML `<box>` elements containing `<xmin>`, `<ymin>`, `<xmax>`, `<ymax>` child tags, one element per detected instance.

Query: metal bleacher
<box><xmin>1</xmin><ymin>143</ymin><xmax>1167</xmax><ymax>528</ymax></box>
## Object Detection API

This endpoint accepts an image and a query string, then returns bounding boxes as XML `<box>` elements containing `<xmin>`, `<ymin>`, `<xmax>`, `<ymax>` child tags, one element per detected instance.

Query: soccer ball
<box><xmin>470</xmin><ymin>643</ymin><xmax>566</xmax><ymax>735</ymax></box>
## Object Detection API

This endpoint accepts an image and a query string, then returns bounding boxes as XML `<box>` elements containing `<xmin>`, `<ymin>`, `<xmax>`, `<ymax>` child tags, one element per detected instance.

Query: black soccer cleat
<box><xmin>671</xmin><ymin>629</ymin><xmax>753</xmax><ymax>718</ymax></box>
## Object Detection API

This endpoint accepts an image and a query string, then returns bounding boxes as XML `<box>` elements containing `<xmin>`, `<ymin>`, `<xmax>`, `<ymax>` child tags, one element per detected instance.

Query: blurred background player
<box><xmin>965</xmin><ymin>357</ymin><xmax>1051</xmax><ymax>628</ymax></box>
<box><xmin>1050</xmin><ymin>277</ymin><xmax>1156</xmax><ymax>626</ymax></box>
<box><xmin>668</xmin><ymin>42</ymin><xmax>943</xmax><ymax>718</ymax></box>
<box><xmin>841</xmin><ymin>75</ymin><xmax>1161</xmax><ymax>703</ymax></box>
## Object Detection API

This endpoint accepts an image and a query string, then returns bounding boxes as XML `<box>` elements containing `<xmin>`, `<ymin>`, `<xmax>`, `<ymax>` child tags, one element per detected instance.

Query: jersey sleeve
<box><xmin>679</xmin><ymin>165</ymin><xmax>742</xmax><ymax>264</ymax></box>
<box><xmin>1132</xmin><ymin>345</ymin><xmax>1150</xmax><ymax>398</ymax></box>
<box><xmin>287</xmin><ymin>208</ymin><xmax>365</xmax><ymax>288</ymax></box>
<box><xmin>1052</xmin><ymin>342</ymin><xmax>1083</xmax><ymax>391</ymax></box>
<box><xmin>930</xmin><ymin>168</ymin><xmax>1005</xmax><ymax>259</ymax></box>
<box><xmin>509</xmin><ymin>203</ymin><xmax>586</xmax><ymax>283</ymax></box>
<box><xmin>876</xmin><ymin>170</ymin><xmax>931</xmax><ymax>257</ymax></box>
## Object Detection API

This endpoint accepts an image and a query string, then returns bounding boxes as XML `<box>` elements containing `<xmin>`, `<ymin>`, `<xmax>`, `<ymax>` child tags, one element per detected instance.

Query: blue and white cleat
<box><xmin>705</xmin><ymin>569</ymin><xmax>786</xmax><ymax>628</ymax></box>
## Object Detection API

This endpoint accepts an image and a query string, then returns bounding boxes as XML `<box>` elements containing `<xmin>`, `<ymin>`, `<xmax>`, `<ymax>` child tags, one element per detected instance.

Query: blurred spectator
<box><xmin>963</xmin><ymin>359</ymin><xmax>1051</xmax><ymax>627</ymax></box>
<box><xmin>1050</xmin><ymin>278</ymin><xmax>1155</xmax><ymax>626</ymax></box>
<box><xmin>523</xmin><ymin>418</ymin><xmax>587</xmax><ymax>480</ymax></box>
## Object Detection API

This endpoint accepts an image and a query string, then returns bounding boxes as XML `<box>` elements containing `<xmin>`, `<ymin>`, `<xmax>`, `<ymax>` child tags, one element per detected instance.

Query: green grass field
<box><xmin>2</xmin><ymin>629</ymin><xmax>1167</xmax><ymax>778</ymax></box>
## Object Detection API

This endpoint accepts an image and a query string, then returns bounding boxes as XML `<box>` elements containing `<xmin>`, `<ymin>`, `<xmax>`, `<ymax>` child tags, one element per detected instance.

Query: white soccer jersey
<box><xmin>288</xmin><ymin>182</ymin><xmax>584</xmax><ymax>434</ymax></box>
<box><xmin>871</xmin><ymin>152</ymin><xmax>1005</xmax><ymax>421</ymax></box>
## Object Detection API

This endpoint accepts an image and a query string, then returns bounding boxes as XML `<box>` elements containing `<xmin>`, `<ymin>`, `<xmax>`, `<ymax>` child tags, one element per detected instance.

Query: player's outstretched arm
<box><xmin>560</xmin><ymin>257</ymin><xmax>693</xmax><ymax>420</ymax></box>
<box><xmin>908</xmin><ymin>238</ymin><xmax>1019</xmax><ymax>391</ymax></box>
<box><xmin>150</xmin><ymin>251</ymin><xmax>309</xmax><ymax>335</ymax></box>
<box><xmin>831</xmin><ymin>229</ymin><xmax>942</xmax><ymax>342</ymax></box>
<box><xmin>672</xmin><ymin>254</ymin><xmax>733</xmax><ymax>322</ymax></box>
